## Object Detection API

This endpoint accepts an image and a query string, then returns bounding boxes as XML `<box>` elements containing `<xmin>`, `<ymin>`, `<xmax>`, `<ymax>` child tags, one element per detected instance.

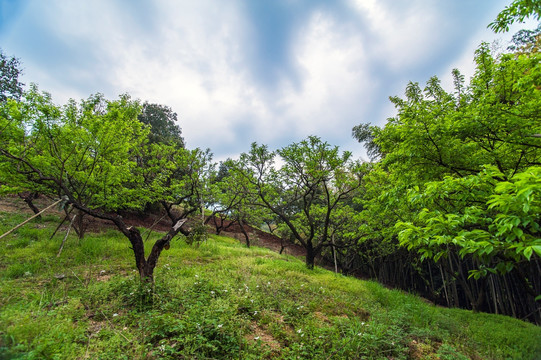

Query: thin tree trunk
<box><xmin>238</xmin><ymin>219</ymin><xmax>250</xmax><ymax>248</ymax></box>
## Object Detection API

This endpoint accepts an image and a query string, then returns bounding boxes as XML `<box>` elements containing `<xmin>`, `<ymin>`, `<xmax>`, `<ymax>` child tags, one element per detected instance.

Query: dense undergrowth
<box><xmin>0</xmin><ymin>210</ymin><xmax>540</xmax><ymax>360</ymax></box>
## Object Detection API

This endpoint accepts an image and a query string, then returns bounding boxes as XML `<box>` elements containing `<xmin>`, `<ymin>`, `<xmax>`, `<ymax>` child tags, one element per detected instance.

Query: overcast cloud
<box><xmin>0</xmin><ymin>0</ymin><xmax>537</xmax><ymax>161</ymax></box>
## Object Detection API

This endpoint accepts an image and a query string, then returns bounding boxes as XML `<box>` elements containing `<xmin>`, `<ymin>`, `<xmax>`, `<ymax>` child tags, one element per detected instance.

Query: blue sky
<box><xmin>0</xmin><ymin>0</ymin><xmax>537</xmax><ymax>161</ymax></box>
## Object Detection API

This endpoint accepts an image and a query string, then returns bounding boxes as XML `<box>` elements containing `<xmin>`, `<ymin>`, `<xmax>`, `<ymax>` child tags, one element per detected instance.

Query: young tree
<box><xmin>235</xmin><ymin>136</ymin><xmax>365</xmax><ymax>268</ymax></box>
<box><xmin>0</xmin><ymin>87</ymin><xmax>190</xmax><ymax>282</ymax></box>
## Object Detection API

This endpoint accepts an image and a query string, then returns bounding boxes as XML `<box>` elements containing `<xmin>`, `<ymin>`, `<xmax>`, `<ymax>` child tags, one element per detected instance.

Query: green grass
<box><xmin>0</xmin><ymin>210</ymin><xmax>540</xmax><ymax>359</ymax></box>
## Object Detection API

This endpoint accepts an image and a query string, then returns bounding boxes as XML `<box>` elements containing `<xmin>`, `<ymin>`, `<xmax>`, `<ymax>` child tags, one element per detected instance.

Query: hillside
<box><xmin>0</xmin><ymin>205</ymin><xmax>540</xmax><ymax>359</ymax></box>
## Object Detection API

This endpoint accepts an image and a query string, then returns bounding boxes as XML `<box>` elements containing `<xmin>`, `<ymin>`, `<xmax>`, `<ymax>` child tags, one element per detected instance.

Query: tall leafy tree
<box><xmin>138</xmin><ymin>102</ymin><xmax>184</xmax><ymax>147</ymax></box>
<box><xmin>0</xmin><ymin>49</ymin><xmax>24</xmax><ymax>102</ymax></box>
<box><xmin>352</xmin><ymin>40</ymin><xmax>541</xmax><ymax>317</ymax></box>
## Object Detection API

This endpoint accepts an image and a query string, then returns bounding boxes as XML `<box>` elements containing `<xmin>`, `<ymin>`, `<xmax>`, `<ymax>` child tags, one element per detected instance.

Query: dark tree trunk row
<box><xmin>320</xmin><ymin>245</ymin><xmax>541</xmax><ymax>324</ymax></box>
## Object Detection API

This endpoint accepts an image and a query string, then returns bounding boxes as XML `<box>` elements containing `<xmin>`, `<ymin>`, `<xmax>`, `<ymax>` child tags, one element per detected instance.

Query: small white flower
<box><xmin>267</xmin><ymin>281</ymin><xmax>271</xmax><ymax>285</ymax></box>
<box><xmin>254</xmin><ymin>336</ymin><xmax>260</xmax><ymax>340</ymax></box>
<box><xmin>250</xmin><ymin>299</ymin><xmax>254</xmax><ymax>303</ymax></box>
<box><xmin>361</xmin><ymin>322</ymin><xmax>365</xmax><ymax>326</ymax></box>
<box><xmin>301</xmin><ymin>284</ymin><xmax>304</xmax><ymax>287</ymax></box>
<box><xmin>297</xmin><ymin>329</ymin><xmax>302</xmax><ymax>334</ymax></box>
<box><xmin>217</xmin><ymin>324</ymin><xmax>223</xmax><ymax>328</ymax></box>
<box><xmin>113</xmin><ymin>313</ymin><xmax>119</xmax><ymax>317</ymax></box>
<box><xmin>210</xmin><ymin>291</ymin><xmax>215</xmax><ymax>295</ymax></box>
<box><xmin>253</xmin><ymin>311</ymin><xmax>258</xmax><ymax>315</ymax></box>
<box><xmin>223</xmin><ymin>289</ymin><xmax>228</xmax><ymax>293</ymax></box>
<box><xmin>357</xmin><ymin>333</ymin><xmax>362</xmax><ymax>336</ymax></box>
<box><xmin>195</xmin><ymin>274</ymin><xmax>199</xmax><ymax>278</ymax></box>
<box><xmin>301</xmin><ymin>333</ymin><xmax>304</xmax><ymax>337</ymax></box>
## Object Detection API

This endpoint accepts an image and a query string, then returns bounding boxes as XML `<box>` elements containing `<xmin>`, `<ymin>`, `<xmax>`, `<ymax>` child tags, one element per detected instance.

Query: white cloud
<box><xmin>349</xmin><ymin>0</ymin><xmax>441</xmax><ymax>69</ymax></box>
<box><xmin>271</xmin><ymin>11</ymin><xmax>372</xmax><ymax>140</ymax></box>
<box><xmin>4</xmin><ymin>0</ymin><xmax>532</xmax><ymax>162</ymax></box>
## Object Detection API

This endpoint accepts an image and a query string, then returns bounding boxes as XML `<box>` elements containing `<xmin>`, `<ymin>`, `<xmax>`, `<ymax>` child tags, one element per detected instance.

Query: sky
<box><xmin>0</xmin><ymin>0</ymin><xmax>538</xmax><ymax>162</ymax></box>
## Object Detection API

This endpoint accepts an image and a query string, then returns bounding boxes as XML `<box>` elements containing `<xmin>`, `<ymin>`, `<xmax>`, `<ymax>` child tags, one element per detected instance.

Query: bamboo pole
<box><xmin>0</xmin><ymin>198</ymin><xmax>63</xmax><ymax>240</ymax></box>
<box><xmin>57</xmin><ymin>214</ymin><xmax>76</xmax><ymax>257</ymax></box>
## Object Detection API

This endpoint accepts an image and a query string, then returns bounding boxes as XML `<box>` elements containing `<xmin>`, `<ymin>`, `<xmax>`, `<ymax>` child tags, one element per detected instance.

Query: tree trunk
<box><xmin>19</xmin><ymin>192</ymin><xmax>41</xmax><ymax>218</ymax></box>
<box><xmin>305</xmin><ymin>243</ymin><xmax>316</xmax><ymax>269</ymax></box>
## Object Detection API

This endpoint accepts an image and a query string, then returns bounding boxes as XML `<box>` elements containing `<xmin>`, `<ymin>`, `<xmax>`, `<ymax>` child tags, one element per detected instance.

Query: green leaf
<box><xmin>524</xmin><ymin>246</ymin><xmax>533</xmax><ymax>261</ymax></box>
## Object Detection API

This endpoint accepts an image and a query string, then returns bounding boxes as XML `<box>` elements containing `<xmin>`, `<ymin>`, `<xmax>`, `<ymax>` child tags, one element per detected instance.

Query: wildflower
<box><xmin>217</xmin><ymin>324</ymin><xmax>223</xmax><ymax>328</ymax></box>
<box><xmin>195</xmin><ymin>274</ymin><xmax>199</xmax><ymax>278</ymax></box>
<box><xmin>113</xmin><ymin>313</ymin><xmax>119</xmax><ymax>317</ymax></box>
<box><xmin>253</xmin><ymin>311</ymin><xmax>258</xmax><ymax>315</ymax></box>
<box><xmin>254</xmin><ymin>336</ymin><xmax>260</xmax><ymax>340</ymax></box>
<box><xmin>297</xmin><ymin>329</ymin><xmax>302</xmax><ymax>334</ymax></box>
<box><xmin>210</xmin><ymin>291</ymin><xmax>215</xmax><ymax>295</ymax></box>
<box><xmin>223</xmin><ymin>289</ymin><xmax>228</xmax><ymax>293</ymax></box>
<box><xmin>267</xmin><ymin>281</ymin><xmax>271</xmax><ymax>285</ymax></box>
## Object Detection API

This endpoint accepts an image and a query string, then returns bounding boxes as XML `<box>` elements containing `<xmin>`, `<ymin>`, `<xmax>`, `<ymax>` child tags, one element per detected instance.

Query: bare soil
<box><xmin>0</xmin><ymin>195</ymin><xmax>306</xmax><ymax>258</ymax></box>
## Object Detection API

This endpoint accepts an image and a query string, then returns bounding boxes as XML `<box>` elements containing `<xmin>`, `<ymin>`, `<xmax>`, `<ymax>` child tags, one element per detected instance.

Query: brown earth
<box><xmin>0</xmin><ymin>195</ymin><xmax>306</xmax><ymax>258</ymax></box>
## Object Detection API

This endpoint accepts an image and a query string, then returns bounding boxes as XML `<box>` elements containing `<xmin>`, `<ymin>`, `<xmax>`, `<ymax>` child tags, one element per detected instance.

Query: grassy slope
<box><xmin>0</xmin><ymin>211</ymin><xmax>540</xmax><ymax>360</ymax></box>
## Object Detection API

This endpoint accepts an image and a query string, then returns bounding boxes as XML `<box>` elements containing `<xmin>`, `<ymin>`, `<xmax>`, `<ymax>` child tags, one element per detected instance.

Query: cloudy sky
<box><xmin>0</xmin><ymin>0</ymin><xmax>536</xmax><ymax>161</ymax></box>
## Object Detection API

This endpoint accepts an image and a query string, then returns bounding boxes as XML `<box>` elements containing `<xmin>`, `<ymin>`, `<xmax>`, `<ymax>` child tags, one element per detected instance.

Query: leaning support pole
<box><xmin>57</xmin><ymin>214</ymin><xmax>76</xmax><ymax>257</ymax></box>
<box><xmin>0</xmin><ymin>198</ymin><xmax>62</xmax><ymax>240</ymax></box>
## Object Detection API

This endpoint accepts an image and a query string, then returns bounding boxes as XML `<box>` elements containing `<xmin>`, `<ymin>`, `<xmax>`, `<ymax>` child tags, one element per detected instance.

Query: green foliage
<box><xmin>398</xmin><ymin>166</ymin><xmax>541</xmax><ymax>278</ymax></box>
<box><xmin>489</xmin><ymin>0</ymin><xmax>541</xmax><ymax>33</ymax></box>
<box><xmin>0</xmin><ymin>86</ymin><xmax>150</xmax><ymax>211</ymax></box>
<box><xmin>354</xmin><ymin>41</ymin><xmax>541</xmax><ymax>281</ymax></box>
<box><xmin>138</xmin><ymin>102</ymin><xmax>184</xmax><ymax>147</ymax></box>
<box><xmin>0</xmin><ymin>49</ymin><xmax>24</xmax><ymax>102</ymax></box>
